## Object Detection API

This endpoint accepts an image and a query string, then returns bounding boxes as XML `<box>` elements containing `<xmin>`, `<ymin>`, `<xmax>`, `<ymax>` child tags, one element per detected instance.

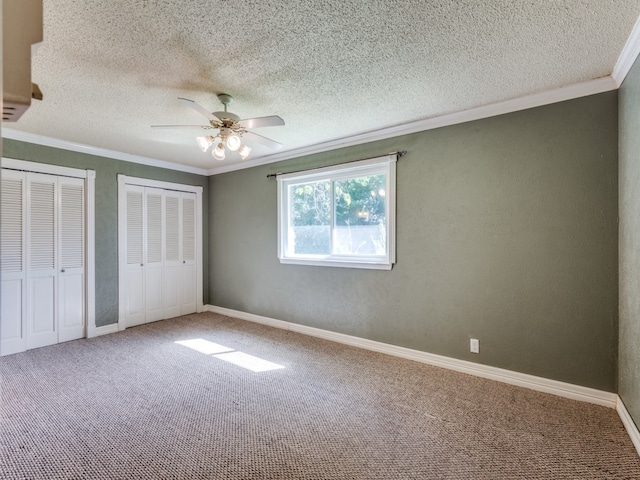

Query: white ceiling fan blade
<box><xmin>151</xmin><ymin>124</ymin><xmax>213</xmax><ymax>130</ymax></box>
<box><xmin>178</xmin><ymin>97</ymin><xmax>221</xmax><ymax>123</ymax></box>
<box><xmin>237</xmin><ymin>115</ymin><xmax>285</xmax><ymax>129</ymax></box>
<box><xmin>243</xmin><ymin>131</ymin><xmax>283</xmax><ymax>150</ymax></box>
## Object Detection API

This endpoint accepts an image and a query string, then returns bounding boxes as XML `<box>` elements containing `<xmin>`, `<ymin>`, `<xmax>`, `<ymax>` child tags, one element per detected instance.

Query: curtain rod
<box><xmin>266</xmin><ymin>150</ymin><xmax>407</xmax><ymax>179</ymax></box>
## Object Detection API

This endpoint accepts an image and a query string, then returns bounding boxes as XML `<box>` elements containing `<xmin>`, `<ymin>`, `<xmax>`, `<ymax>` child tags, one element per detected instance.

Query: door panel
<box><xmin>163</xmin><ymin>191</ymin><xmax>181</xmax><ymax>318</ymax></box>
<box><xmin>180</xmin><ymin>193</ymin><xmax>197</xmax><ymax>315</ymax></box>
<box><xmin>1</xmin><ymin>280</ymin><xmax>23</xmax><ymax>339</ymax></box>
<box><xmin>145</xmin><ymin>188</ymin><xmax>164</xmax><ymax>322</ymax></box>
<box><xmin>26</xmin><ymin>174</ymin><xmax>57</xmax><ymax>350</ymax></box>
<box><xmin>145</xmin><ymin>268</ymin><xmax>164</xmax><ymax>322</ymax></box>
<box><xmin>58</xmin><ymin>177</ymin><xmax>85</xmax><ymax>342</ymax></box>
<box><xmin>27</xmin><ymin>276</ymin><xmax>56</xmax><ymax>349</ymax></box>
<box><xmin>125</xmin><ymin>186</ymin><xmax>145</xmax><ymax>327</ymax></box>
<box><xmin>1</xmin><ymin>279</ymin><xmax>25</xmax><ymax>355</ymax></box>
<box><xmin>180</xmin><ymin>264</ymin><xmax>197</xmax><ymax>315</ymax></box>
<box><xmin>58</xmin><ymin>273</ymin><xmax>84</xmax><ymax>342</ymax></box>
<box><xmin>126</xmin><ymin>269</ymin><xmax>145</xmax><ymax>326</ymax></box>
<box><xmin>1</xmin><ymin>170</ymin><xmax>27</xmax><ymax>355</ymax></box>
<box><xmin>163</xmin><ymin>266</ymin><xmax>180</xmax><ymax>318</ymax></box>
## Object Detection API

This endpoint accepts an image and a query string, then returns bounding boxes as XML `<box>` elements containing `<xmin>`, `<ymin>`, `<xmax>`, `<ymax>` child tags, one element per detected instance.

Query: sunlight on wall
<box><xmin>175</xmin><ymin>338</ymin><xmax>285</xmax><ymax>372</ymax></box>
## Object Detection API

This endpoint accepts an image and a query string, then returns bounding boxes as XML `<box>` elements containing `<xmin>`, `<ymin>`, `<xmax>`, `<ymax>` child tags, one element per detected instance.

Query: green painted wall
<box><xmin>209</xmin><ymin>92</ymin><xmax>619</xmax><ymax>391</ymax></box>
<box><xmin>2</xmin><ymin>139</ymin><xmax>209</xmax><ymax>327</ymax></box>
<box><xmin>619</xmin><ymin>55</ymin><xmax>640</xmax><ymax>427</ymax></box>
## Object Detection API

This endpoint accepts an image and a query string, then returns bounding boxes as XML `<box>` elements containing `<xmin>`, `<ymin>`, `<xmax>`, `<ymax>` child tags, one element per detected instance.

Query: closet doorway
<box><xmin>117</xmin><ymin>175</ymin><xmax>203</xmax><ymax>328</ymax></box>
<box><xmin>0</xmin><ymin>159</ymin><xmax>95</xmax><ymax>356</ymax></box>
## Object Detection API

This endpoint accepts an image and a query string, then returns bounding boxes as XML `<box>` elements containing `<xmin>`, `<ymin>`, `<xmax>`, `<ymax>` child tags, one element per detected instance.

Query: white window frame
<box><xmin>277</xmin><ymin>154</ymin><xmax>396</xmax><ymax>270</ymax></box>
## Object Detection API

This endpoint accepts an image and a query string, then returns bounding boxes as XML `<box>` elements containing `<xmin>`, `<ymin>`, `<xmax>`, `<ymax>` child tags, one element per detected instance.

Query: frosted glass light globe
<box><xmin>212</xmin><ymin>143</ymin><xmax>226</xmax><ymax>161</ymax></box>
<box><xmin>226</xmin><ymin>134</ymin><xmax>242</xmax><ymax>151</ymax></box>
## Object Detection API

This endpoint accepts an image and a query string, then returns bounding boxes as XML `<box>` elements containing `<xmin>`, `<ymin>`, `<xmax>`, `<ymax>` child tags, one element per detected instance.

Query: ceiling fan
<box><xmin>151</xmin><ymin>93</ymin><xmax>284</xmax><ymax>161</ymax></box>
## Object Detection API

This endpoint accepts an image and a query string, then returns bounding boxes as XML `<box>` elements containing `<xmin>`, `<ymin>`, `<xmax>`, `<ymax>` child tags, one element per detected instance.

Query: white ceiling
<box><xmin>5</xmin><ymin>1</ymin><xmax>640</xmax><ymax>175</ymax></box>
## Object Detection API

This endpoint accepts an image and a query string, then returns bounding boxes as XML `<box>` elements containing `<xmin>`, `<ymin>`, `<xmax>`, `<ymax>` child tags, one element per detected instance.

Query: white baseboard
<box><xmin>617</xmin><ymin>398</ymin><xmax>640</xmax><ymax>457</ymax></box>
<box><xmin>204</xmin><ymin>305</ymin><xmax>617</xmax><ymax>408</ymax></box>
<box><xmin>205</xmin><ymin>305</ymin><xmax>640</xmax><ymax>455</ymax></box>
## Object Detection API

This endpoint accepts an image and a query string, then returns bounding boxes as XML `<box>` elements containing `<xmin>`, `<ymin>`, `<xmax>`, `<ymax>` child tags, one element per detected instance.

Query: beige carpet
<box><xmin>1</xmin><ymin>312</ymin><xmax>639</xmax><ymax>479</ymax></box>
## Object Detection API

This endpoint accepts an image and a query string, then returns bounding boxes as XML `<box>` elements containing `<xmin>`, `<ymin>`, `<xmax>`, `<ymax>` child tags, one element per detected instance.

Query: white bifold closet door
<box><xmin>145</xmin><ymin>188</ymin><xmax>164</xmax><ymax>323</ymax></box>
<box><xmin>180</xmin><ymin>193</ymin><xmax>197</xmax><ymax>314</ymax></box>
<box><xmin>124</xmin><ymin>186</ymin><xmax>145</xmax><ymax>327</ymax></box>
<box><xmin>26</xmin><ymin>173</ymin><xmax>58</xmax><ymax>350</ymax></box>
<box><xmin>1</xmin><ymin>170</ymin><xmax>27</xmax><ymax>355</ymax></box>
<box><xmin>124</xmin><ymin>186</ymin><xmax>197</xmax><ymax>326</ymax></box>
<box><xmin>1</xmin><ymin>170</ymin><xmax>85</xmax><ymax>355</ymax></box>
<box><xmin>57</xmin><ymin>176</ymin><xmax>85</xmax><ymax>343</ymax></box>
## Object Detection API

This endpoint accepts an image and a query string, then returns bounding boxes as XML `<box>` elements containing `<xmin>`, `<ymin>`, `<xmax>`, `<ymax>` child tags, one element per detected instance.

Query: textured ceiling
<box><xmin>5</xmin><ymin>1</ymin><xmax>640</xmax><ymax>173</ymax></box>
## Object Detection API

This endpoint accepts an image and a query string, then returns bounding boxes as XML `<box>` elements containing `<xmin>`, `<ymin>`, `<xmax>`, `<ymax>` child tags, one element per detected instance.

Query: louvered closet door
<box><xmin>180</xmin><ymin>192</ymin><xmax>197</xmax><ymax>315</ymax></box>
<box><xmin>26</xmin><ymin>173</ymin><xmax>58</xmax><ymax>350</ymax></box>
<box><xmin>121</xmin><ymin>182</ymin><xmax>199</xmax><ymax>327</ymax></box>
<box><xmin>163</xmin><ymin>191</ymin><xmax>182</xmax><ymax>319</ymax></box>
<box><xmin>58</xmin><ymin>177</ymin><xmax>85</xmax><ymax>343</ymax></box>
<box><xmin>124</xmin><ymin>186</ymin><xmax>145</xmax><ymax>327</ymax></box>
<box><xmin>1</xmin><ymin>170</ymin><xmax>27</xmax><ymax>355</ymax></box>
<box><xmin>145</xmin><ymin>187</ymin><xmax>164</xmax><ymax>322</ymax></box>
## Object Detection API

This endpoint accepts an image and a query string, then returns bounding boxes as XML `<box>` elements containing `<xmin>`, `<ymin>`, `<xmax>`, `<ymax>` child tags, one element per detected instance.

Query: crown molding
<box><xmin>612</xmin><ymin>14</ymin><xmax>640</xmax><ymax>87</ymax></box>
<box><xmin>207</xmin><ymin>76</ymin><xmax>618</xmax><ymax>175</ymax></box>
<box><xmin>1</xmin><ymin>75</ymin><xmax>620</xmax><ymax>178</ymax></box>
<box><xmin>1</xmin><ymin>128</ymin><xmax>209</xmax><ymax>175</ymax></box>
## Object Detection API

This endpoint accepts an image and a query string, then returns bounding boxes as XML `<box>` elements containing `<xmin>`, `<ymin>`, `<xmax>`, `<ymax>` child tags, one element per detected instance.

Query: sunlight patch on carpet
<box><xmin>175</xmin><ymin>338</ymin><xmax>285</xmax><ymax>372</ymax></box>
<box><xmin>175</xmin><ymin>339</ymin><xmax>234</xmax><ymax>355</ymax></box>
<box><xmin>214</xmin><ymin>351</ymin><xmax>285</xmax><ymax>372</ymax></box>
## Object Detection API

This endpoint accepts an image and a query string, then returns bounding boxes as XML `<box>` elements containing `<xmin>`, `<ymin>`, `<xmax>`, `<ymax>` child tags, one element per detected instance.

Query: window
<box><xmin>277</xmin><ymin>154</ymin><xmax>396</xmax><ymax>270</ymax></box>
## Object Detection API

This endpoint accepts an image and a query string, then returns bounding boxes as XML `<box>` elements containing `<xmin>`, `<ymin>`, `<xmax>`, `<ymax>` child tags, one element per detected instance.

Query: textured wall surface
<box><xmin>2</xmin><ymin>140</ymin><xmax>210</xmax><ymax>327</ymax></box>
<box><xmin>619</xmin><ymin>56</ymin><xmax>640</xmax><ymax>427</ymax></box>
<box><xmin>209</xmin><ymin>92</ymin><xmax>619</xmax><ymax>391</ymax></box>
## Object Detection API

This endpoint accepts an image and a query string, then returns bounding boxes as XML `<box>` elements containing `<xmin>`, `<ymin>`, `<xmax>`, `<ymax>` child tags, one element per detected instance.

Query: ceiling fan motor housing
<box><xmin>214</xmin><ymin>93</ymin><xmax>240</xmax><ymax>122</ymax></box>
<box><xmin>213</xmin><ymin>111</ymin><xmax>240</xmax><ymax>123</ymax></box>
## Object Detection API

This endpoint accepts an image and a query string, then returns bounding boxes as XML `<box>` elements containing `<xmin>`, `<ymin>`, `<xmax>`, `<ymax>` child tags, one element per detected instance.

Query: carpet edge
<box><xmin>204</xmin><ymin>304</ymin><xmax>617</xmax><ymax>409</ymax></box>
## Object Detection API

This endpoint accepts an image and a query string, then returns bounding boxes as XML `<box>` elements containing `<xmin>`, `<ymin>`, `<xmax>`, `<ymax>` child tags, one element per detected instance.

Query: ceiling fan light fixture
<box><xmin>239</xmin><ymin>144</ymin><xmax>252</xmax><ymax>160</ymax></box>
<box><xmin>212</xmin><ymin>143</ymin><xmax>226</xmax><ymax>161</ymax></box>
<box><xmin>153</xmin><ymin>95</ymin><xmax>284</xmax><ymax>163</ymax></box>
<box><xmin>196</xmin><ymin>135</ymin><xmax>214</xmax><ymax>152</ymax></box>
<box><xmin>226</xmin><ymin>134</ymin><xmax>242</xmax><ymax>151</ymax></box>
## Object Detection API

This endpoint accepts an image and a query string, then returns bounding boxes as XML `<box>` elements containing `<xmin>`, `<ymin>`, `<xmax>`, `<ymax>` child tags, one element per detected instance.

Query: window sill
<box><xmin>278</xmin><ymin>257</ymin><xmax>393</xmax><ymax>270</ymax></box>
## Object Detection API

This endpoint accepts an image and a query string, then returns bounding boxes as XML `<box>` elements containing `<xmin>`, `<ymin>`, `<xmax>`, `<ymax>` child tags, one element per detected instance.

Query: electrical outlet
<box><xmin>470</xmin><ymin>338</ymin><xmax>480</xmax><ymax>354</ymax></box>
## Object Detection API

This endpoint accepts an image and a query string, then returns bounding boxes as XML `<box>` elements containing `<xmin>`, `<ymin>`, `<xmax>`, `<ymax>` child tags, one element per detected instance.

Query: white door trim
<box><xmin>2</xmin><ymin>157</ymin><xmax>93</xmax><ymax>179</ymax></box>
<box><xmin>117</xmin><ymin>175</ymin><xmax>203</xmax><ymax>330</ymax></box>
<box><xmin>1</xmin><ymin>157</ymin><xmax>96</xmax><ymax>344</ymax></box>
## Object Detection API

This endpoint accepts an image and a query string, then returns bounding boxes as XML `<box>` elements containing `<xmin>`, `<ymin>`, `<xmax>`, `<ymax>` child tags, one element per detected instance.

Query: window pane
<box><xmin>334</xmin><ymin>174</ymin><xmax>386</xmax><ymax>255</ymax></box>
<box><xmin>278</xmin><ymin>155</ymin><xmax>396</xmax><ymax>269</ymax></box>
<box><xmin>288</xmin><ymin>180</ymin><xmax>331</xmax><ymax>255</ymax></box>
